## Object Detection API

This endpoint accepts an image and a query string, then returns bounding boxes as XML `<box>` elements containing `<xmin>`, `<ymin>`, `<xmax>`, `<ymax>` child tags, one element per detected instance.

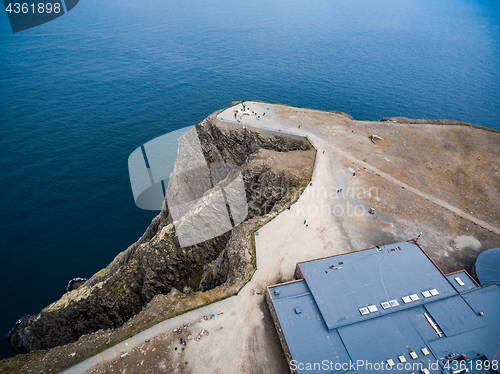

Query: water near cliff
<box><xmin>1</xmin><ymin>0</ymin><xmax>499</xmax><ymax>359</ymax></box>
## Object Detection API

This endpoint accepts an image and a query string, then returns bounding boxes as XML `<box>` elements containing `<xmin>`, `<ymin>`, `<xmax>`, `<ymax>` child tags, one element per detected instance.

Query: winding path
<box><xmin>326</xmin><ymin>142</ymin><xmax>500</xmax><ymax>236</ymax></box>
<box><xmin>61</xmin><ymin>102</ymin><xmax>499</xmax><ymax>374</ymax></box>
<box><xmin>218</xmin><ymin>101</ymin><xmax>500</xmax><ymax>237</ymax></box>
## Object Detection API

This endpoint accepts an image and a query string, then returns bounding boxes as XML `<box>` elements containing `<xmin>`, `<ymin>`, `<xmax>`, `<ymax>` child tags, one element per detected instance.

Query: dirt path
<box><xmin>220</xmin><ymin>102</ymin><xmax>500</xmax><ymax>236</ymax></box>
<box><xmin>326</xmin><ymin>141</ymin><xmax>500</xmax><ymax>236</ymax></box>
<box><xmin>67</xmin><ymin>101</ymin><xmax>500</xmax><ymax>374</ymax></box>
<box><xmin>69</xmin><ymin>103</ymin><xmax>354</xmax><ymax>374</ymax></box>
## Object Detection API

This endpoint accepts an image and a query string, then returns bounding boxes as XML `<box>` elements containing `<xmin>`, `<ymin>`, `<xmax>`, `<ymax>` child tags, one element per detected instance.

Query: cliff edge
<box><xmin>8</xmin><ymin>112</ymin><xmax>315</xmax><ymax>355</ymax></box>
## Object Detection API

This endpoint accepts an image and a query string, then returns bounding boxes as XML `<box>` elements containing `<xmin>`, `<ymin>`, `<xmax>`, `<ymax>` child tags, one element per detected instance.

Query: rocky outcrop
<box><xmin>9</xmin><ymin>113</ymin><xmax>315</xmax><ymax>354</ymax></box>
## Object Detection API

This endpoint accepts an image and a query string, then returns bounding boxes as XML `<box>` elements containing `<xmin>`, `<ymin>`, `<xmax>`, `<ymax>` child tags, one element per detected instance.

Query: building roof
<box><xmin>475</xmin><ymin>247</ymin><xmax>500</xmax><ymax>285</ymax></box>
<box><xmin>268</xmin><ymin>241</ymin><xmax>500</xmax><ymax>374</ymax></box>
<box><xmin>296</xmin><ymin>241</ymin><xmax>457</xmax><ymax>331</ymax></box>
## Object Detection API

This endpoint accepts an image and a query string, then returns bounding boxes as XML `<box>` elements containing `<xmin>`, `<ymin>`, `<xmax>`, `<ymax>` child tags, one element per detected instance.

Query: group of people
<box><xmin>233</xmin><ymin>103</ymin><xmax>266</xmax><ymax>123</ymax></box>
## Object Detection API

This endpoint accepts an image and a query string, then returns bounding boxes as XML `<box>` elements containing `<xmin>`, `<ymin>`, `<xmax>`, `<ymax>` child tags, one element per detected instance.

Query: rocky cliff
<box><xmin>9</xmin><ymin>112</ymin><xmax>315</xmax><ymax>354</ymax></box>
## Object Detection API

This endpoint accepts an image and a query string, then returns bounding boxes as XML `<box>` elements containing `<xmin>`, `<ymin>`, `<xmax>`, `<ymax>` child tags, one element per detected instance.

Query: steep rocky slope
<box><xmin>8</xmin><ymin>113</ymin><xmax>315</xmax><ymax>355</ymax></box>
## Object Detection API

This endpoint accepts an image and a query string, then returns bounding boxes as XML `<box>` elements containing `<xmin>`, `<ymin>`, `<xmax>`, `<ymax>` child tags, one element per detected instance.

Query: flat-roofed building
<box><xmin>266</xmin><ymin>240</ymin><xmax>500</xmax><ymax>374</ymax></box>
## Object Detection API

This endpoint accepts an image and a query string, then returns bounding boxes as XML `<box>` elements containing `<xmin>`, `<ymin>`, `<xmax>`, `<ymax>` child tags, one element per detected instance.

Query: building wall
<box><xmin>265</xmin><ymin>290</ymin><xmax>296</xmax><ymax>374</ymax></box>
<box><xmin>294</xmin><ymin>263</ymin><xmax>304</xmax><ymax>280</ymax></box>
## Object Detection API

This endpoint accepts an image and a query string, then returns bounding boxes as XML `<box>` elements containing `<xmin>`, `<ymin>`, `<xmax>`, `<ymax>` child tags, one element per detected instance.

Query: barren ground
<box><xmin>22</xmin><ymin>102</ymin><xmax>500</xmax><ymax>374</ymax></box>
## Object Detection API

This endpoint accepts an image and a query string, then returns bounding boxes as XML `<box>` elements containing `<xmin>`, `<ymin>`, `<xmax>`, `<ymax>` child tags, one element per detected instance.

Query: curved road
<box><xmin>62</xmin><ymin>101</ymin><xmax>499</xmax><ymax>374</ymax></box>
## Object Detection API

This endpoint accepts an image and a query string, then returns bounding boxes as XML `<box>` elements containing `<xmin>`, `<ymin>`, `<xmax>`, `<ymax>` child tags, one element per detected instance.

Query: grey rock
<box><xmin>9</xmin><ymin>114</ymin><xmax>314</xmax><ymax>354</ymax></box>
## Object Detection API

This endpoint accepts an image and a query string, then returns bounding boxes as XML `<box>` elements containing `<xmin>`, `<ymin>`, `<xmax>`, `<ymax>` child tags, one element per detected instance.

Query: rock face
<box><xmin>10</xmin><ymin>113</ymin><xmax>315</xmax><ymax>353</ymax></box>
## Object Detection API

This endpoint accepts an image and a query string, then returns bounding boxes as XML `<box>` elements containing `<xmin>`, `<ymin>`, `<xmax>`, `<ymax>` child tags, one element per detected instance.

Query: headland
<box><xmin>2</xmin><ymin>101</ymin><xmax>499</xmax><ymax>374</ymax></box>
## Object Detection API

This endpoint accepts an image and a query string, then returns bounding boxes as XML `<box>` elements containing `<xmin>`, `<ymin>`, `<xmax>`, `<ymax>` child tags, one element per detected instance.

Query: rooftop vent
<box><xmin>410</xmin><ymin>294</ymin><xmax>420</xmax><ymax>301</ymax></box>
<box><xmin>402</xmin><ymin>296</ymin><xmax>412</xmax><ymax>304</ymax></box>
<box><xmin>455</xmin><ymin>277</ymin><xmax>465</xmax><ymax>286</ymax></box>
<box><xmin>381</xmin><ymin>301</ymin><xmax>391</xmax><ymax>309</ymax></box>
<box><xmin>368</xmin><ymin>305</ymin><xmax>378</xmax><ymax>313</ymax></box>
<box><xmin>422</xmin><ymin>291</ymin><xmax>432</xmax><ymax>298</ymax></box>
<box><xmin>274</xmin><ymin>288</ymin><xmax>280</xmax><ymax>295</ymax></box>
<box><xmin>429</xmin><ymin>289</ymin><xmax>439</xmax><ymax>296</ymax></box>
<box><xmin>389</xmin><ymin>299</ymin><xmax>400</xmax><ymax>307</ymax></box>
<box><xmin>359</xmin><ymin>307</ymin><xmax>370</xmax><ymax>315</ymax></box>
<box><xmin>294</xmin><ymin>307</ymin><xmax>302</xmax><ymax>314</ymax></box>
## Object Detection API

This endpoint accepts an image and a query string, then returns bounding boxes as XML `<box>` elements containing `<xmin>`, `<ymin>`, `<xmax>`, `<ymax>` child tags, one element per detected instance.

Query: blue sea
<box><xmin>1</xmin><ymin>0</ymin><xmax>499</xmax><ymax>359</ymax></box>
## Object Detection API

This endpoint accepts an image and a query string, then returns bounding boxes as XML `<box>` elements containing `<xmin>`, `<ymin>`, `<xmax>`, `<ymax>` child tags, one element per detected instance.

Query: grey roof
<box><xmin>297</xmin><ymin>241</ymin><xmax>456</xmax><ymax>331</ymax></box>
<box><xmin>475</xmin><ymin>247</ymin><xmax>500</xmax><ymax>285</ymax></box>
<box><xmin>445</xmin><ymin>270</ymin><xmax>479</xmax><ymax>293</ymax></box>
<box><xmin>424</xmin><ymin>295</ymin><xmax>485</xmax><ymax>336</ymax></box>
<box><xmin>272</xmin><ymin>280</ymin><xmax>351</xmax><ymax>370</ymax></box>
<box><xmin>268</xmin><ymin>240</ymin><xmax>500</xmax><ymax>374</ymax></box>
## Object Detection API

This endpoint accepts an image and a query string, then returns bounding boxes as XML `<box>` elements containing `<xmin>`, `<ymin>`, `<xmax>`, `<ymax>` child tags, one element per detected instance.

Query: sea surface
<box><xmin>1</xmin><ymin>0</ymin><xmax>499</xmax><ymax>359</ymax></box>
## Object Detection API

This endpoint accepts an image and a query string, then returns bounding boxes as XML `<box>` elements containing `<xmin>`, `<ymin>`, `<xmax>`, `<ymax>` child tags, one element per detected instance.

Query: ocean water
<box><xmin>1</xmin><ymin>0</ymin><xmax>499</xmax><ymax>359</ymax></box>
